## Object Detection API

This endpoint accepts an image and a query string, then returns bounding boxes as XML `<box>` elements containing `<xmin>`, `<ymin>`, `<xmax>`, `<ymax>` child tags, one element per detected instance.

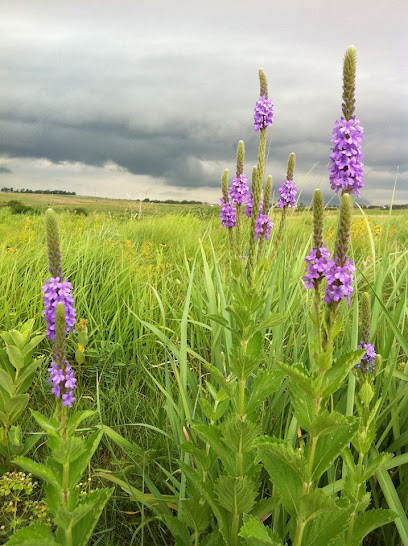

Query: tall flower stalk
<box><xmin>274</xmin><ymin>152</ymin><xmax>297</xmax><ymax>253</ymax></box>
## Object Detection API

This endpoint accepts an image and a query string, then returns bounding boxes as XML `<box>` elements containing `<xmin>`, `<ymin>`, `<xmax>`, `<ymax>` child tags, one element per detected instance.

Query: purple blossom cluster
<box><xmin>253</xmin><ymin>95</ymin><xmax>274</xmax><ymax>132</ymax></box>
<box><xmin>329</xmin><ymin>117</ymin><xmax>364</xmax><ymax>196</ymax></box>
<box><xmin>42</xmin><ymin>277</ymin><xmax>76</xmax><ymax>341</ymax></box>
<box><xmin>303</xmin><ymin>247</ymin><xmax>355</xmax><ymax>306</ymax></box>
<box><xmin>356</xmin><ymin>342</ymin><xmax>376</xmax><ymax>372</ymax></box>
<box><xmin>277</xmin><ymin>180</ymin><xmax>297</xmax><ymax>208</ymax></box>
<box><xmin>219</xmin><ymin>198</ymin><xmax>236</xmax><ymax>228</ymax></box>
<box><xmin>324</xmin><ymin>258</ymin><xmax>355</xmax><ymax>305</ymax></box>
<box><xmin>48</xmin><ymin>360</ymin><xmax>76</xmax><ymax>407</ymax></box>
<box><xmin>303</xmin><ymin>245</ymin><xmax>331</xmax><ymax>288</ymax></box>
<box><xmin>254</xmin><ymin>212</ymin><xmax>273</xmax><ymax>241</ymax></box>
<box><xmin>245</xmin><ymin>195</ymin><xmax>253</xmax><ymax>218</ymax></box>
<box><xmin>230</xmin><ymin>174</ymin><xmax>250</xmax><ymax>206</ymax></box>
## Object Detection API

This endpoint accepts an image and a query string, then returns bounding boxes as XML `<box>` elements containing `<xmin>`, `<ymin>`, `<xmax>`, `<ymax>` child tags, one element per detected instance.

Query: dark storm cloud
<box><xmin>0</xmin><ymin>166</ymin><xmax>13</xmax><ymax>173</ymax></box>
<box><xmin>0</xmin><ymin>0</ymin><xmax>406</xmax><ymax>202</ymax></box>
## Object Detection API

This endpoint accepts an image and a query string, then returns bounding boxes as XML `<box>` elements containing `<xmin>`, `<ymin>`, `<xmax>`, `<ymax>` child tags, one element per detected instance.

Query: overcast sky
<box><xmin>0</xmin><ymin>0</ymin><xmax>407</xmax><ymax>204</ymax></box>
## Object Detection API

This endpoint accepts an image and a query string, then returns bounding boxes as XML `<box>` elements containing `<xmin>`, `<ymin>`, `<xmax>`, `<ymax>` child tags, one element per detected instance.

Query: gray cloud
<box><xmin>0</xmin><ymin>166</ymin><xmax>13</xmax><ymax>173</ymax></box>
<box><xmin>0</xmin><ymin>0</ymin><xmax>406</xmax><ymax>203</ymax></box>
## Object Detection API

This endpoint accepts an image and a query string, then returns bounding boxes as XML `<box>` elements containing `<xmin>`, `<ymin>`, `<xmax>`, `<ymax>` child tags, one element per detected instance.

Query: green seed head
<box><xmin>286</xmin><ymin>153</ymin><xmax>296</xmax><ymax>182</ymax></box>
<box><xmin>45</xmin><ymin>208</ymin><xmax>62</xmax><ymax>278</ymax></box>
<box><xmin>262</xmin><ymin>175</ymin><xmax>273</xmax><ymax>214</ymax></box>
<box><xmin>259</xmin><ymin>68</ymin><xmax>268</xmax><ymax>98</ymax></box>
<box><xmin>342</xmin><ymin>46</ymin><xmax>357</xmax><ymax>121</ymax></box>
<box><xmin>221</xmin><ymin>169</ymin><xmax>229</xmax><ymax>203</ymax></box>
<box><xmin>236</xmin><ymin>140</ymin><xmax>245</xmax><ymax>177</ymax></box>
<box><xmin>312</xmin><ymin>189</ymin><xmax>324</xmax><ymax>248</ymax></box>
<box><xmin>335</xmin><ymin>193</ymin><xmax>352</xmax><ymax>265</ymax></box>
<box><xmin>361</xmin><ymin>292</ymin><xmax>371</xmax><ymax>344</ymax></box>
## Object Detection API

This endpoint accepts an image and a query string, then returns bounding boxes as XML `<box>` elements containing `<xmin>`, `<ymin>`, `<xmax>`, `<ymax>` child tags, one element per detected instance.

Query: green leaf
<box><xmin>275</xmin><ymin>361</ymin><xmax>318</xmax><ymax>397</ymax></box>
<box><xmin>239</xmin><ymin>515</ymin><xmax>283</xmax><ymax>545</ymax></box>
<box><xmin>5</xmin><ymin>394</ymin><xmax>29</xmax><ymax>424</ymax></box>
<box><xmin>309</xmin><ymin>410</ymin><xmax>351</xmax><ymax>437</ymax></box>
<box><xmin>0</xmin><ymin>368</ymin><xmax>15</xmax><ymax>396</ymax></box>
<box><xmin>66</xmin><ymin>410</ymin><xmax>96</xmax><ymax>436</ymax></box>
<box><xmin>250</xmin><ymin>497</ymin><xmax>279</xmax><ymax>521</ymax></box>
<box><xmin>13</xmin><ymin>456</ymin><xmax>60</xmax><ymax>488</ymax></box>
<box><xmin>182</xmin><ymin>498</ymin><xmax>211</xmax><ymax>531</ymax></box>
<box><xmin>322</xmin><ymin>350</ymin><xmax>365</xmax><ymax>398</ymax></box>
<box><xmin>9</xmin><ymin>329</ymin><xmax>26</xmax><ymax>349</ymax></box>
<box><xmin>158</xmin><ymin>515</ymin><xmax>191</xmax><ymax>546</ymax></box>
<box><xmin>68</xmin><ymin>430</ymin><xmax>104</xmax><ymax>488</ymax></box>
<box><xmin>255</xmin><ymin>437</ymin><xmax>305</xmax><ymax>516</ymax></box>
<box><xmin>350</xmin><ymin>510</ymin><xmax>396</xmax><ymax>546</ymax></box>
<box><xmin>247</xmin><ymin>368</ymin><xmax>286</xmax><ymax>415</ymax></box>
<box><xmin>15</xmin><ymin>360</ymin><xmax>42</xmax><ymax>393</ymax></box>
<box><xmin>49</xmin><ymin>436</ymin><xmax>86</xmax><ymax>464</ymax></box>
<box><xmin>215</xmin><ymin>475</ymin><xmax>257</xmax><ymax>514</ymax></box>
<box><xmin>256</xmin><ymin>312</ymin><xmax>286</xmax><ymax>332</ymax></box>
<box><xmin>193</xmin><ymin>423</ymin><xmax>235</xmax><ymax>474</ymax></box>
<box><xmin>68</xmin><ymin>488</ymin><xmax>114</xmax><ymax>546</ymax></box>
<box><xmin>300</xmin><ymin>506</ymin><xmax>352</xmax><ymax>546</ymax></box>
<box><xmin>221</xmin><ymin>415</ymin><xmax>259</xmax><ymax>454</ymax></box>
<box><xmin>22</xmin><ymin>334</ymin><xmax>45</xmax><ymax>356</ymax></box>
<box><xmin>6</xmin><ymin>523</ymin><xmax>58</xmax><ymax>545</ymax></box>
<box><xmin>30</xmin><ymin>410</ymin><xmax>60</xmax><ymax>436</ymax></box>
<box><xmin>361</xmin><ymin>452</ymin><xmax>394</xmax><ymax>482</ymax></box>
<box><xmin>289</xmin><ymin>382</ymin><xmax>315</xmax><ymax>431</ymax></box>
<box><xmin>6</xmin><ymin>345</ymin><xmax>25</xmax><ymax>370</ymax></box>
<box><xmin>298</xmin><ymin>489</ymin><xmax>337</xmax><ymax>524</ymax></box>
<box><xmin>312</xmin><ymin>417</ymin><xmax>359</xmax><ymax>481</ymax></box>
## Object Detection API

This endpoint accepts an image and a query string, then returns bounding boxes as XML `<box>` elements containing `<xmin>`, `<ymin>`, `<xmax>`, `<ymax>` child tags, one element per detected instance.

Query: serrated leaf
<box><xmin>298</xmin><ymin>488</ymin><xmax>337</xmax><ymax>524</ymax></box>
<box><xmin>275</xmin><ymin>361</ymin><xmax>317</xmax><ymax>397</ymax></box>
<box><xmin>322</xmin><ymin>350</ymin><xmax>365</xmax><ymax>398</ymax></box>
<box><xmin>247</xmin><ymin>368</ymin><xmax>286</xmax><ymax>415</ymax></box>
<box><xmin>48</xmin><ymin>436</ymin><xmax>86</xmax><ymax>464</ymax></box>
<box><xmin>312</xmin><ymin>417</ymin><xmax>359</xmax><ymax>481</ymax></box>
<box><xmin>239</xmin><ymin>515</ymin><xmax>283</xmax><ymax>545</ymax></box>
<box><xmin>257</xmin><ymin>312</ymin><xmax>286</xmax><ymax>332</ymax></box>
<box><xmin>215</xmin><ymin>475</ymin><xmax>257</xmax><ymax>514</ymax></box>
<box><xmin>66</xmin><ymin>410</ymin><xmax>96</xmax><ymax>436</ymax></box>
<box><xmin>193</xmin><ymin>423</ymin><xmax>235</xmax><ymax>474</ymax></box>
<box><xmin>310</xmin><ymin>410</ymin><xmax>350</xmax><ymax>437</ymax></box>
<box><xmin>182</xmin><ymin>498</ymin><xmax>211</xmax><ymax>531</ymax></box>
<box><xmin>350</xmin><ymin>509</ymin><xmax>396</xmax><ymax>546</ymax></box>
<box><xmin>251</xmin><ymin>497</ymin><xmax>279</xmax><ymax>521</ymax></box>
<box><xmin>6</xmin><ymin>523</ymin><xmax>58</xmax><ymax>545</ymax></box>
<box><xmin>68</xmin><ymin>430</ymin><xmax>104</xmax><ymax>488</ymax></box>
<box><xmin>30</xmin><ymin>410</ymin><xmax>60</xmax><ymax>436</ymax></box>
<box><xmin>255</xmin><ymin>437</ymin><xmax>305</xmax><ymax>516</ymax></box>
<box><xmin>67</xmin><ymin>488</ymin><xmax>114</xmax><ymax>546</ymax></box>
<box><xmin>300</xmin><ymin>506</ymin><xmax>352</xmax><ymax>546</ymax></box>
<box><xmin>221</xmin><ymin>415</ymin><xmax>259</xmax><ymax>453</ymax></box>
<box><xmin>289</xmin><ymin>382</ymin><xmax>315</xmax><ymax>431</ymax></box>
<box><xmin>13</xmin><ymin>456</ymin><xmax>60</xmax><ymax>488</ymax></box>
<box><xmin>361</xmin><ymin>452</ymin><xmax>394</xmax><ymax>482</ymax></box>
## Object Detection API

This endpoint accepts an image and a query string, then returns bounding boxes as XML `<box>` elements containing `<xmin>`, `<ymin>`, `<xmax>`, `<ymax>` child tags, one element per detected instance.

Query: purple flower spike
<box><xmin>42</xmin><ymin>277</ymin><xmax>76</xmax><ymax>341</ymax></box>
<box><xmin>303</xmin><ymin>245</ymin><xmax>331</xmax><ymax>288</ymax></box>
<box><xmin>356</xmin><ymin>342</ymin><xmax>377</xmax><ymax>372</ymax></box>
<box><xmin>277</xmin><ymin>180</ymin><xmax>298</xmax><ymax>208</ymax></box>
<box><xmin>254</xmin><ymin>212</ymin><xmax>273</xmax><ymax>241</ymax></box>
<box><xmin>230</xmin><ymin>174</ymin><xmax>250</xmax><ymax>206</ymax></box>
<box><xmin>329</xmin><ymin>117</ymin><xmax>364</xmax><ymax>196</ymax></box>
<box><xmin>245</xmin><ymin>194</ymin><xmax>253</xmax><ymax>218</ymax></box>
<box><xmin>253</xmin><ymin>95</ymin><xmax>274</xmax><ymax>132</ymax></box>
<box><xmin>324</xmin><ymin>258</ymin><xmax>355</xmax><ymax>306</ymax></box>
<box><xmin>219</xmin><ymin>198</ymin><xmax>236</xmax><ymax>228</ymax></box>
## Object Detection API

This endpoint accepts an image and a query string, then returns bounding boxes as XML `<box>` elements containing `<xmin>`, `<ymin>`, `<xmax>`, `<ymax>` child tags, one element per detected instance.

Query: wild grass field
<box><xmin>0</xmin><ymin>195</ymin><xmax>407</xmax><ymax>544</ymax></box>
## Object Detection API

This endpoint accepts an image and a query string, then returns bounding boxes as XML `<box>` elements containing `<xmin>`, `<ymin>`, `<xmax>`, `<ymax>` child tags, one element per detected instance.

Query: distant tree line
<box><xmin>140</xmin><ymin>198</ymin><xmax>203</xmax><ymax>204</ymax></box>
<box><xmin>1</xmin><ymin>187</ymin><xmax>76</xmax><ymax>195</ymax></box>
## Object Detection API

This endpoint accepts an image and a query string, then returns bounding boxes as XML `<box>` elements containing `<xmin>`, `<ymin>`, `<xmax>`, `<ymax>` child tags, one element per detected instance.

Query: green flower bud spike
<box><xmin>259</xmin><ymin>68</ymin><xmax>268</xmax><ymax>98</ymax></box>
<box><xmin>313</xmin><ymin>189</ymin><xmax>324</xmax><ymax>249</ymax></box>
<box><xmin>221</xmin><ymin>169</ymin><xmax>229</xmax><ymax>203</ymax></box>
<box><xmin>45</xmin><ymin>208</ymin><xmax>62</xmax><ymax>278</ymax></box>
<box><xmin>360</xmin><ymin>292</ymin><xmax>371</xmax><ymax>345</ymax></box>
<box><xmin>342</xmin><ymin>46</ymin><xmax>357</xmax><ymax>121</ymax></box>
<box><xmin>335</xmin><ymin>193</ymin><xmax>352</xmax><ymax>267</ymax></box>
<box><xmin>236</xmin><ymin>140</ymin><xmax>245</xmax><ymax>177</ymax></box>
<box><xmin>262</xmin><ymin>175</ymin><xmax>273</xmax><ymax>215</ymax></box>
<box><xmin>286</xmin><ymin>152</ymin><xmax>296</xmax><ymax>182</ymax></box>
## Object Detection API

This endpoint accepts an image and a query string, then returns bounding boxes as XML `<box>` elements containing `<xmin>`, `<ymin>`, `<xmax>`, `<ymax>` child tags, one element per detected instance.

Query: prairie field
<box><xmin>0</xmin><ymin>194</ymin><xmax>407</xmax><ymax>545</ymax></box>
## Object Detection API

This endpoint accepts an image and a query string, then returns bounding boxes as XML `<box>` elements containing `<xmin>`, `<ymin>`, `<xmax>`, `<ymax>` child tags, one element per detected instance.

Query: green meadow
<box><xmin>0</xmin><ymin>194</ymin><xmax>407</xmax><ymax>544</ymax></box>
